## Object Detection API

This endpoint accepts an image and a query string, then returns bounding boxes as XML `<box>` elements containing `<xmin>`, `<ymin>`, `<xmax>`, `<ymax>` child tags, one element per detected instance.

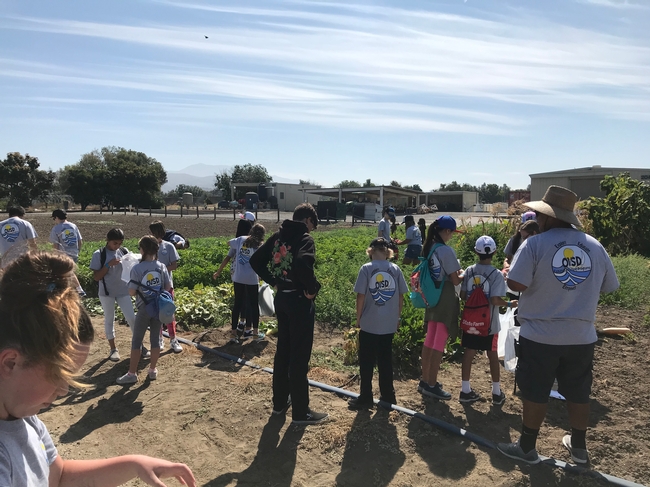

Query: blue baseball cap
<box><xmin>435</xmin><ymin>215</ymin><xmax>461</xmax><ymax>232</ymax></box>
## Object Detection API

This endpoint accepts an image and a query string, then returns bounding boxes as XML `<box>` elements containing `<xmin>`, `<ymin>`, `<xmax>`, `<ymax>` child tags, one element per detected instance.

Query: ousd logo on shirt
<box><xmin>142</xmin><ymin>272</ymin><xmax>162</xmax><ymax>295</ymax></box>
<box><xmin>369</xmin><ymin>271</ymin><xmax>396</xmax><ymax>305</ymax></box>
<box><xmin>467</xmin><ymin>274</ymin><xmax>492</xmax><ymax>295</ymax></box>
<box><xmin>1</xmin><ymin>223</ymin><xmax>20</xmax><ymax>242</ymax></box>
<box><xmin>552</xmin><ymin>243</ymin><xmax>592</xmax><ymax>290</ymax></box>
<box><xmin>428</xmin><ymin>253</ymin><xmax>442</xmax><ymax>281</ymax></box>
<box><xmin>238</xmin><ymin>246</ymin><xmax>253</xmax><ymax>265</ymax></box>
<box><xmin>61</xmin><ymin>229</ymin><xmax>77</xmax><ymax>247</ymax></box>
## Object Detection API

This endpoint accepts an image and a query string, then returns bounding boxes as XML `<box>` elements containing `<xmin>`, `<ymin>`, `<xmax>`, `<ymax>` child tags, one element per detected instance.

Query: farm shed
<box><xmin>530</xmin><ymin>166</ymin><xmax>650</xmax><ymax>201</ymax></box>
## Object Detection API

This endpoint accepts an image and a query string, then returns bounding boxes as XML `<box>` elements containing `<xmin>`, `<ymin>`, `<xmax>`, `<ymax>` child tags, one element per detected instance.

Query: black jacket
<box><xmin>250</xmin><ymin>220</ymin><xmax>321</xmax><ymax>296</ymax></box>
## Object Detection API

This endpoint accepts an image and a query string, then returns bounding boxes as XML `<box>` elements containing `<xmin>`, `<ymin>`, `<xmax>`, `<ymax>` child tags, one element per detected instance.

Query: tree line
<box><xmin>1</xmin><ymin>150</ymin><xmax>522</xmax><ymax>210</ymax></box>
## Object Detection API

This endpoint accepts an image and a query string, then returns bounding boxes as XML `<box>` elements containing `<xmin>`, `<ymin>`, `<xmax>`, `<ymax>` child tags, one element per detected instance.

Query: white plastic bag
<box><xmin>504</xmin><ymin>325</ymin><xmax>520</xmax><ymax>373</ymax></box>
<box><xmin>498</xmin><ymin>308</ymin><xmax>515</xmax><ymax>359</ymax></box>
<box><xmin>120</xmin><ymin>252</ymin><xmax>142</xmax><ymax>283</ymax></box>
<box><xmin>258</xmin><ymin>283</ymin><xmax>275</xmax><ymax>317</ymax></box>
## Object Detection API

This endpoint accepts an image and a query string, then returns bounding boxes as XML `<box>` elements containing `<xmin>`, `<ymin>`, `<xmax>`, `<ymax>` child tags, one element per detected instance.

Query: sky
<box><xmin>1</xmin><ymin>0</ymin><xmax>649</xmax><ymax>192</ymax></box>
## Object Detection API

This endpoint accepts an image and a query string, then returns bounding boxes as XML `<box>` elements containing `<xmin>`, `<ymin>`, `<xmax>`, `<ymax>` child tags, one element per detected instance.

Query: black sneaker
<box><xmin>379</xmin><ymin>395</ymin><xmax>397</xmax><ymax>405</ymax></box>
<box><xmin>459</xmin><ymin>390</ymin><xmax>481</xmax><ymax>404</ymax></box>
<box><xmin>272</xmin><ymin>396</ymin><xmax>292</xmax><ymax>415</ymax></box>
<box><xmin>291</xmin><ymin>410</ymin><xmax>329</xmax><ymax>425</ymax></box>
<box><xmin>420</xmin><ymin>382</ymin><xmax>451</xmax><ymax>400</ymax></box>
<box><xmin>348</xmin><ymin>396</ymin><xmax>374</xmax><ymax>410</ymax></box>
<box><xmin>492</xmin><ymin>391</ymin><xmax>506</xmax><ymax>405</ymax></box>
<box><xmin>141</xmin><ymin>346</ymin><xmax>150</xmax><ymax>359</ymax></box>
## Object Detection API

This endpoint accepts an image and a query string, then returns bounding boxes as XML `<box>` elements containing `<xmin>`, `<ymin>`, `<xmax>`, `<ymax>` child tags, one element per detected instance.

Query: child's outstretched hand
<box><xmin>212</xmin><ymin>270</ymin><xmax>220</xmax><ymax>280</ymax></box>
<box><xmin>136</xmin><ymin>457</ymin><xmax>196</xmax><ymax>487</ymax></box>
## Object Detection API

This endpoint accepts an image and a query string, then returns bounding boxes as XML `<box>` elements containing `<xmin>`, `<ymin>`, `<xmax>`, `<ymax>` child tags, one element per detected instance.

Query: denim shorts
<box><xmin>404</xmin><ymin>244</ymin><xmax>422</xmax><ymax>259</ymax></box>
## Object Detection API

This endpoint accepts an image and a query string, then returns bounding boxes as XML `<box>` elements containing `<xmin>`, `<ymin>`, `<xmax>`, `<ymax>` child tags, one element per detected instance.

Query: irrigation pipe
<box><xmin>167</xmin><ymin>333</ymin><xmax>645</xmax><ymax>487</ymax></box>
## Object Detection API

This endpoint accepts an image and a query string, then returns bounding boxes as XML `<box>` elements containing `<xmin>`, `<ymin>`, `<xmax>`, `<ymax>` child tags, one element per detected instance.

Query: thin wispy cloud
<box><xmin>577</xmin><ymin>0</ymin><xmax>649</xmax><ymax>9</ymax></box>
<box><xmin>0</xmin><ymin>0</ymin><xmax>649</xmax><ymax>189</ymax></box>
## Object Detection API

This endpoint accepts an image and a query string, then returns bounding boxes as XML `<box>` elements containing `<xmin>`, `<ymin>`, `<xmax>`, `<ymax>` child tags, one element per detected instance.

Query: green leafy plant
<box><xmin>581</xmin><ymin>173</ymin><xmax>650</xmax><ymax>257</ymax></box>
<box><xmin>174</xmin><ymin>283</ymin><xmax>234</xmax><ymax>331</ymax></box>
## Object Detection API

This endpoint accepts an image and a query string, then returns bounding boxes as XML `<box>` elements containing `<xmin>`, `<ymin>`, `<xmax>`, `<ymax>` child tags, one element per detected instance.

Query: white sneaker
<box><xmin>148</xmin><ymin>368</ymin><xmax>158</xmax><ymax>380</ymax></box>
<box><xmin>116</xmin><ymin>372</ymin><xmax>137</xmax><ymax>385</ymax></box>
<box><xmin>108</xmin><ymin>349</ymin><xmax>120</xmax><ymax>362</ymax></box>
<box><xmin>170</xmin><ymin>338</ymin><xmax>183</xmax><ymax>353</ymax></box>
<box><xmin>159</xmin><ymin>336</ymin><xmax>165</xmax><ymax>351</ymax></box>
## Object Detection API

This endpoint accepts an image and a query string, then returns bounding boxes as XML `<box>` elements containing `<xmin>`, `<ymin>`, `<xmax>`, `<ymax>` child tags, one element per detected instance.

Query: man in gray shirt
<box><xmin>498</xmin><ymin>186</ymin><xmax>619</xmax><ymax>466</ymax></box>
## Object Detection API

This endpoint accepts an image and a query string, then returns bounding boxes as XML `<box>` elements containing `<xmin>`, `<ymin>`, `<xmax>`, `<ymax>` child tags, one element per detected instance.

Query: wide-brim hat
<box><xmin>525</xmin><ymin>186</ymin><xmax>581</xmax><ymax>227</ymax></box>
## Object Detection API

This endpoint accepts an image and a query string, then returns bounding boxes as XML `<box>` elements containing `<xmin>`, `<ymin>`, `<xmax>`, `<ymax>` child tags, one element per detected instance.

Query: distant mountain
<box><xmin>162</xmin><ymin>164</ymin><xmax>300</xmax><ymax>192</ymax></box>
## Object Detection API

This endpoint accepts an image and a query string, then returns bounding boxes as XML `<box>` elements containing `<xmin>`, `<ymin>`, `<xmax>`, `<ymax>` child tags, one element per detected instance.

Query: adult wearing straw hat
<box><xmin>497</xmin><ymin>186</ymin><xmax>619</xmax><ymax>466</ymax></box>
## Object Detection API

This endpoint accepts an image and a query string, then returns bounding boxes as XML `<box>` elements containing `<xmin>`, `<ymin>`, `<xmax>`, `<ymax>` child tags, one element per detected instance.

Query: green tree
<box><xmin>335</xmin><ymin>180</ymin><xmax>361</xmax><ymax>188</ymax></box>
<box><xmin>438</xmin><ymin>181</ymin><xmax>478</xmax><ymax>192</ymax></box>
<box><xmin>0</xmin><ymin>152</ymin><xmax>55</xmax><ymax>208</ymax></box>
<box><xmin>362</xmin><ymin>178</ymin><xmax>375</xmax><ymax>187</ymax></box>
<box><xmin>59</xmin><ymin>150</ymin><xmax>108</xmax><ymax>210</ymax></box>
<box><xmin>582</xmin><ymin>173</ymin><xmax>650</xmax><ymax>256</ymax></box>
<box><xmin>214</xmin><ymin>164</ymin><xmax>272</xmax><ymax>200</ymax></box>
<box><xmin>478</xmin><ymin>183</ymin><xmax>510</xmax><ymax>203</ymax></box>
<box><xmin>62</xmin><ymin>147</ymin><xmax>166</xmax><ymax>210</ymax></box>
<box><xmin>404</xmin><ymin>183</ymin><xmax>422</xmax><ymax>192</ymax></box>
<box><xmin>389</xmin><ymin>180</ymin><xmax>402</xmax><ymax>187</ymax></box>
<box><xmin>299</xmin><ymin>179</ymin><xmax>321</xmax><ymax>188</ymax></box>
<box><xmin>165</xmin><ymin>184</ymin><xmax>207</xmax><ymax>200</ymax></box>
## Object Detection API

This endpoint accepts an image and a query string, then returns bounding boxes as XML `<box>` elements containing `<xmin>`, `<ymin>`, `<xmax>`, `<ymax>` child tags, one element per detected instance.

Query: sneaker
<box><xmin>272</xmin><ymin>396</ymin><xmax>292</xmax><ymax>415</ymax></box>
<box><xmin>292</xmin><ymin>410</ymin><xmax>329</xmax><ymax>425</ymax></box>
<box><xmin>379</xmin><ymin>395</ymin><xmax>397</xmax><ymax>405</ymax></box>
<box><xmin>492</xmin><ymin>391</ymin><xmax>506</xmax><ymax>405</ymax></box>
<box><xmin>244</xmin><ymin>330</ymin><xmax>266</xmax><ymax>341</ymax></box>
<box><xmin>419</xmin><ymin>382</ymin><xmax>452</xmax><ymax>400</ymax></box>
<box><xmin>170</xmin><ymin>338</ymin><xmax>183</xmax><ymax>353</ymax></box>
<box><xmin>348</xmin><ymin>396</ymin><xmax>374</xmax><ymax>410</ymax></box>
<box><xmin>148</xmin><ymin>368</ymin><xmax>158</xmax><ymax>380</ymax></box>
<box><xmin>116</xmin><ymin>372</ymin><xmax>137</xmax><ymax>385</ymax></box>
<box><xmin>108</xmin><ymin>349</ymin><xmax>120</xmax><ymax>362</ymax></box>
<box><xmin>141</xmin><ymin>346</ymin><xmax>151</xmax><ymax>359</ymax></box>
<box><xmin>562</xmin><ymin>434</ymin><xmax>589</xmax><ymax>464</ymax></box>
<box><xmin>497</xmin><ymin>440</ymin><xmax>541</xmax><ymax>465</ymax></box>
<box><xmin>459</xmin><ymin>390</ymin><xmax>481</xmax><ymax>404</ymax></box>
<box><xmin>236</xmin><ymin>322</ymin><xmax>245</xmax><ymax>338</ymax></box>
<box><xmin>228</xmin><ymin>337</ymin><xmax>240</xmax><ymax>345</ymax></box>
<box><xmin>159</xmin><ymin>336</ymin><xmax>165</xmax><ymax>351</ymax></box>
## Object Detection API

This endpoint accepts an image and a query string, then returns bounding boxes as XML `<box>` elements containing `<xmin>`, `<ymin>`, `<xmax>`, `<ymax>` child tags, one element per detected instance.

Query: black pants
<box><xmin>273</xmin><ymin>291</ymin><xmax>315</xmax><ymax>420</ymax></box>
<box><xmin>358</xmin><ymin>330</ymin><xmax>395</xmax><ymax>402</ymax></box>
<box><xmin>231</xmin><ymin>282</ymin><xmax>260</xmax><ymax>330</ymax></box>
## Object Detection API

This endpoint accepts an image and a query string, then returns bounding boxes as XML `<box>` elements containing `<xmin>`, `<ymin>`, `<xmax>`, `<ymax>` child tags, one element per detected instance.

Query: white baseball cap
<box><xmin>240</xmin><ymin>211</ymin><xmax>256</xmax><ymax>222</ymax></box>
<box><xmin>475</xmin><ymin>235</ymin><xmax>497</xmax><ymax>255</ymax></box>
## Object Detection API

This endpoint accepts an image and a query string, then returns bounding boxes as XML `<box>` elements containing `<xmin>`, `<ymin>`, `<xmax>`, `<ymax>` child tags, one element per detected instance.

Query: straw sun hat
<box><xmin>525</xmin><ymin>186</ymin><xmax>581</xmax><ymax>227</ymax></box>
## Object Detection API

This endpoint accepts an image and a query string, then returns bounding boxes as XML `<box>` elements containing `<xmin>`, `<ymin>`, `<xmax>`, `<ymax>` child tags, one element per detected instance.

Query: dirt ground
<box><xmin>40</xmin><ymin>306</ymin><xmax>649</xmax><ymax>487</ymax></box>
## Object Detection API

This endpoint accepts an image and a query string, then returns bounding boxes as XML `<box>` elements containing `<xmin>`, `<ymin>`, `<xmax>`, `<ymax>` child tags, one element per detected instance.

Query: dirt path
<box><xmin>40</xmin><ymin>307</ymin><xmax>649</xmax><ymax>487</ymax></box>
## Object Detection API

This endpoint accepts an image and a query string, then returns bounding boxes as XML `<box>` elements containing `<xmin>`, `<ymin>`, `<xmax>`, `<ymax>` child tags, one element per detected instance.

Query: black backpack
<box><xmin>98</xmin><ymin>246</ymin><xmax>129</xmax><ymax>296</ymax></box>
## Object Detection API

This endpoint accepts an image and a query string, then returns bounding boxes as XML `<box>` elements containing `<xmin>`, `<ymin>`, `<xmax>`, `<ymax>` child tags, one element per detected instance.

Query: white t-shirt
<box><xmin>49</xmin><ymin>221</ymin><xmax>82</xmax><ymax>260</ymax></box>
<box><xmin>406</xmin><ymin>225</ymin><xmax>422</xmax><ymax>246</ymax></box>
<box><xmin>229</xmin><ymin>236</ymin><xmax>260</xmax><ymax>285</ymax></box>
<box><xmin>462</xmin><ymin>263</ymin><xmax>506</xmax><ymax>335</ymax></box>
<box><xmin>428</xmin><ymin>244</ymin><xmax>461</xmax><ymax>282</ymax></box>
<box><xmin>509</xmin><ymin>227</ymin><xmax>619</xmax><ymax>345</ymax></box>
<box><xmin>128</xmin><ymin>260</ymin><xmax>172</xmax><ymax>308</ymax></box>
<box><xmin>354</xmin><ymin>260</ymin><xmax>409</xmax><ymax>335</ymax></box>
<box><xmin>157</xmin><ymin>240</ymin><xmax>180</xmax><ymax>288</ymax></box>
<box><xmin>89</xmin><ymin>247</ymin><xmax>130</xmax><ymax>297</ymax></box>
<box><xmin>0</xmin><ymin>217</ymin><xmax>38</xmax><ymax>266</ymax></box>
<box><xmin>378</xmin><ymin>219</ymin><xmax>391</xmax><ymax>241</ymax></box>
<box><xmin>0</xmin><ymin>415</ymin><xmax>58</xmax><ymax>487</ymax></box>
